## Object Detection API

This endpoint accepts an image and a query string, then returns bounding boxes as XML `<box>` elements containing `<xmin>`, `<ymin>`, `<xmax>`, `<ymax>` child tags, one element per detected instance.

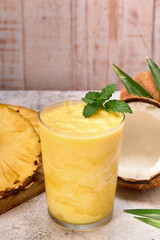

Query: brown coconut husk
<box><xmin>120</xmin><ymin>70</ymin><xmax>160</xmax><ymax>102</ymax></box>
<box><xmin>118</xmin><ymin>174</ymin><xmax>160</xmax><ymax>191</ymax></box>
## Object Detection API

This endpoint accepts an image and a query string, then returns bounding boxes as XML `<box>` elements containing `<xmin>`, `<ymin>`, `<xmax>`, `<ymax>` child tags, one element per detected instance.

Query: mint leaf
<box><xmin>101</xmin><ymin>84</ymin><xmax>117</xmax><ymax>100</ymax></box>
<box><xmin>105</xmin><ymin>100</ymin><xmax>132</xmax><ymax>114</ymax></box>
<box><xmin>83</xmin><ymin>104</ymin><xmax>100</xmax><ymax>118</ymax></box>
<box><xmin>81</xmin><ymin>83</ymin><xmax>132</xmax><ymax>117</ymax></box>
<box><xmin>82</xmin><ymin>92</ymin><xmax>101</xmax><ymax>104</ymax></box>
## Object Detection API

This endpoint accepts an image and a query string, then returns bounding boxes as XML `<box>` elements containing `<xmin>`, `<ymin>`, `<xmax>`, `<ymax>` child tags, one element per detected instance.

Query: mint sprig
<box><xmin>82</xmin><ymin>84</ymin><xmax>132</xmax><ymax>117</ymax></box>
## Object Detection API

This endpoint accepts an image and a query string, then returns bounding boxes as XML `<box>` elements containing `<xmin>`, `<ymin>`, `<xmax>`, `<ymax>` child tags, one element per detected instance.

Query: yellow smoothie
<box><xmin>39</xmin><ymin>101</ymin><xmax>124</xmax><ymax>225</ymax></box>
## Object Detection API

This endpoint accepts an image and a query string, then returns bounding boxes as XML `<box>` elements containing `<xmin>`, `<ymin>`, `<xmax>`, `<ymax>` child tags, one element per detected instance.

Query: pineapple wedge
<box><xmin>0</xmin><ymin>104</ymin><xmax>40</xmax><ymax>197</ymax></box>
<box><xmin>6</xmin><ymin>105</ymin><xmax>39</xmax><ymax>136</ymax></box>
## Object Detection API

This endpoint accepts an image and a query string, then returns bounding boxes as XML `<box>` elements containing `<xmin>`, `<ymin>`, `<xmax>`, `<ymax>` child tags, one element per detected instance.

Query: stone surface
<box><xmin>0</xmin><ymin>91</ymin><xmax>160</xmax><ymax>240</ymax></box>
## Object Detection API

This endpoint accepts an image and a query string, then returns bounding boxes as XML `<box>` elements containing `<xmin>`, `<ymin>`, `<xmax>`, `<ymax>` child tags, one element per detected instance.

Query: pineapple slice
<box><xmin>6</xmin><ymin>105</ymin><xmax>39</xmax><ymax>136</ymax></box>
<box><xmin>0</xmin><ymin>104</ymin><xmax>40</xmax><ymax>197</ymax></box>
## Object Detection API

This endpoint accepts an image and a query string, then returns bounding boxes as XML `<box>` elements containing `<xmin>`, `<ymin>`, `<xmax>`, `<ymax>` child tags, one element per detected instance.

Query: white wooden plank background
<box><xmin>0</xmin><ymin>0</ymin><xmax>24</xmax><ymax>89</ymax></box>
<box><xmin>72</xmin><ymin>0</ymin><xmax>111</xmax><ymax>90</ymax></box>
<box><xmin>153</xmin><ymin>0</ymin><xmax>160</xmax><ymax>63</ymax></box>
<box><xmin>23</xmin><ymin>0</ymin><xmax>72</xmax><ymax>90</ymax></box>
<box><xmin>107</xmin><ymin>0</ymin><xmax>154</xmax><ymax>88</ymax></box>
<box><xmin>0</xmin><ymin>0</ymin><xmax>159</xmax><ymax>90</ymax></box>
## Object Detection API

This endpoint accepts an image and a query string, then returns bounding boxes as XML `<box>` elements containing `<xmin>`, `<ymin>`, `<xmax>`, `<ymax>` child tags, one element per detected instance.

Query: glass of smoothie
<box><xmin>38</xmin><ymin>100</ymin><xmax>125</xmax><ymax>230</ymax></box>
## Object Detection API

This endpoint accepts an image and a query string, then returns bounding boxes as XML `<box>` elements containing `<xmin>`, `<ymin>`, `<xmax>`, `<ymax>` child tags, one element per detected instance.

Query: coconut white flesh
<box><xmin>119</xmin><ymin>101</ymin><xmax>160</xmax><ymax>180</ymax></box>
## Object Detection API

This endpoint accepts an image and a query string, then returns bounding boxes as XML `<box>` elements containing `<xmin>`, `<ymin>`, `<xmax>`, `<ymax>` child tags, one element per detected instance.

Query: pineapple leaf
<box><xmin>112</xmin><ymin>64</ymin><xmax>153</xmax><ymax>99</ymax></box>
<box><xmin>146</xmin><ymin>57</ymin><xmax>160</xmax><ymax>93</ymax></box>
<box><xmin>135</xmin><ymin>217</ymin><xmax>160</xmax><ymax>229</ymax></box>
<box><xmin>124</xmin><ymin>209</ymin><xmax>160</xmax><ymax>219</ymax></box>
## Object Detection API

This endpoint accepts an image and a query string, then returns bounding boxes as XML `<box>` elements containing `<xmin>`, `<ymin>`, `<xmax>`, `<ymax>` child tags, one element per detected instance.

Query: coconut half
<box><xmin>118</xmin><ymin>97</ymin><xmax>160</xmax><ymax>190</ymax></box>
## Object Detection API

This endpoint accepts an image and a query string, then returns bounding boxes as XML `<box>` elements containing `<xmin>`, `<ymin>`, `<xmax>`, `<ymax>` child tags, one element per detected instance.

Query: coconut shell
<box><xmin>117</xmin><ymin>97</ymin><xmax>160</xmax><ymax>190</ymax></box>
<box><xmin>120</xmin><ymin>70</ymin><xmax>160</xmax><ymax>102</ymax></box>
<box><xmin>123</xmin><ymin>96</ymin><xmax>160</xmax><ymax>107</ymax></box>
<box><xmin>118</xmin><ymin>174</ymin><xmax>160</xmax><ymax>191</ymax></box>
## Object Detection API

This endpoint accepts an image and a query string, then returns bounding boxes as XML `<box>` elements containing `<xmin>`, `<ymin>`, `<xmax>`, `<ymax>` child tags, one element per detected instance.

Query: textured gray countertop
<box><xmin>0</xmin><ymin>91</ymin><xmax>160</xmax><ymax>240</ymax></box>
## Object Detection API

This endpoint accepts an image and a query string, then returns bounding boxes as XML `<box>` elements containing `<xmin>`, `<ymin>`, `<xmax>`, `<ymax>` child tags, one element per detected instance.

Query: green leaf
<box><xmin>124</xmin><ymin>209</ymin><xmax>160</xmax><ymax>229</ymax></box>
<box><xmin>81</xmin><ymin>83</ymin><xmax>133</xmax><ymax>118</ymax></box>
<box><xmin>124</xmin><ymin>209</ymin><xmax>160</xmax><ymax>219</ymax></box>
<box><xmin>83</xmin><ymin>104</ymin><xmax>100</xmax><ymax>118</ymax></box>
<box><xmin>82</xmin><ymin>91</ymin><xmax>101</xmax><ymax>104</ymax></box>
<box><xmin>112</xmin><ymin>64</ymin><xmax>153</xmax><ymax>99</ymax></box>
<box><xmin>104</xmin><ymin>100</ymin><xmax>133</xmax><ymax>114</ymax></box>
<box><xmin>135</xmin><ymin>217</ymin><xmax>160</xmax><ymax>229</ymax></box>
<box><xmin>146</xmin><ymin>57</ymin><xmax>160</xmax><ymax>93</ymax></box>
<box><xmin>100</xmin><ymin>84</ymin><xmax>117</xmax><ymax>100</ymax></box>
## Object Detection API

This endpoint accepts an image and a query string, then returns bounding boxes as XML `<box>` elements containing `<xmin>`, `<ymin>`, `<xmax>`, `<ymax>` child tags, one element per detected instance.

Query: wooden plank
<box><xmin>0</xmin><ymin>158</ymin><xmax>45</xmax><ymax>215</ymax></box>
<box><xmin>112</xmin><ymin>0</ymin><xmax>154</xmax><ymax>88</ymax></box>
<box><xmin>0</xmin><ymin>0</ymin><xmax>24</xmax><ymax>89</ymax></box>
<box><xmin>72</xmin><ymin>0</ymin><xmax>154</xmax><ymax>90</ymax></box>
<box><xmin>0</xmin><ymin>0</ymin><xmax>154</xmax><ymax>90</ymax></box>
<box><xmin>72</xmin><ymin>0</ymin><xmax>112</xmax><ymax>90</ymax></box>
<box><xmin>23</xmin><ymin>0</ymin><xmax>72</xmax><ymax>90</ymax></box>
<box><xmin>152</xmin><ymin>0</ymin><xmax>160</xmax><ymax>63</ymax></box>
